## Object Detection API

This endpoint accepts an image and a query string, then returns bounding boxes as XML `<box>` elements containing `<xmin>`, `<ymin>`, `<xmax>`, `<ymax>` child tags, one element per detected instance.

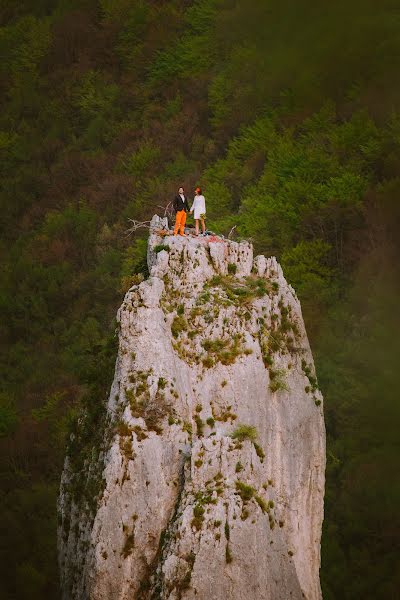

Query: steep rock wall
<box><xmin>58</xmin><ymin>216</ymin><xmax>325</xmax><ymax>600</ymax></box>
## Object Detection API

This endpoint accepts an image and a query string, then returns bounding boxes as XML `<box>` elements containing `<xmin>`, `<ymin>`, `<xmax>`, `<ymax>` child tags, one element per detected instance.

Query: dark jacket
<box><xmin>173</xmin><ymin>194</ymin><xmax>189</xmax><ymax>213</ymax></box>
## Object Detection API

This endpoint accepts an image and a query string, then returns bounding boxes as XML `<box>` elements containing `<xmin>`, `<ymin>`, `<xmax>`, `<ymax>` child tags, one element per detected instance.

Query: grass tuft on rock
<box><xmin>231</xmin><ymin>424</ymin><xmax>258</xmax><ymax>443</ymax></box>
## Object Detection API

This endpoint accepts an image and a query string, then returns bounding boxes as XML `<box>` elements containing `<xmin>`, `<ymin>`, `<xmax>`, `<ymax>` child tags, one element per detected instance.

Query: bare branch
<box><xmin>228</xmin><ymin>225</ymin><xmax>237</xmax><ymax>239</ymax></box>
<box><xmin>125</xmin><ymin>219</ymin><xmax>151</xmax><ymax>236</ymax></box>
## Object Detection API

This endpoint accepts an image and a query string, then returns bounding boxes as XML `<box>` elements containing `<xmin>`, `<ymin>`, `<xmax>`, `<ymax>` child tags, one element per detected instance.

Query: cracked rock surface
<box><xmin>58</xmin><ymin>215</ymin><xmax>325</xmax><ymax>600</ymax></box>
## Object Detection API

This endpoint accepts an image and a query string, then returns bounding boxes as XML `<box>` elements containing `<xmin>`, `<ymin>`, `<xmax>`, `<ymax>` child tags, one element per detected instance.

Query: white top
<box><xmin>191</xmin><ymin>194</ymin><xmax>206</xmax><ymax>219</ymax></box>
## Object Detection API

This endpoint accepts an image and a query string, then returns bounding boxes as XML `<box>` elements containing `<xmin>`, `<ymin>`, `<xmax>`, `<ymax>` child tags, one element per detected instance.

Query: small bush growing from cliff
<box><xmin>231</xmin><ymin>424</ymin><xmax>258</xmax><ymax>443</ymax></box>
<box><xmin>301</xmin><ymin>359</ymin><xmax>319</xmax><ymax>392</ymax></box>
<box><xmin>194</xmin><ymin>414</ymin><xmax>204</xmax><ymax>436</ymax></box>
<box><xmin>202</xmin><ymin>356</ymin><xmax>214</xmax><ymax>368</ymax></box>
<box><xmin>158</xmin><ymin>377</ymin><xmax>167</xmax><ymax>389</ymax></box>
<box><xmin>131</xmin><ymin>389</ymin><xmax>172</xmax><ymax>434</ymax></box>
<box><xmin>228</xmin><ymin>263</ymin><xmax>237</xmax><ymax>274</ymax></box>
<box><xmin>117</xmin><ymin>420</ymin><xmax>131</xmax><ymax>437</ymax></box>
<box><xmin>207</xmin><ymin>274</ymin><xmax>270</xmax><ymax>306</ymax></box>
<box><xmin>202</xmin><ymin>334</ymin><xmax>246</xmax><ymax>367</ymax></box>
<box><xmin>175</xmin><ymin>553</ymin><xmax>195</xmax><ymax>590</ymax></box>
<box><xmin>244</xmin><ymin>276</ymin><xmax>269</xmax><ymax>298</ymax></box>
<box><xmin>269</xmin><ymin>368</ymin><xmax>289</xmax><ymax>393</ymax></box>
<box><xmin>153</xmin><ymin>244</ymin><xmax>170</xmax><ymax>253</ymax></box>
<box><xmin>214</xmin><ymin>520</ymin><xmax>222</xmax><ymax>527</ymax></box>
<box><xmin>202</xmin><ymin>338</ymin><xmax>227</xmax><ymax>353</ymax></box>
<box><xmin>254</xmin><ymin>442</ymin><xmax>265</xmax><ymax>461</ymax></box>
<box><xmin>182</xmin><ymin>421</ymin><xmax>192</xmax><ymax>435</ymax></box>
<box><xmin>235</xmin><ymin>480</ymin><xmax>256</xmax><ymax>501</ymax></box>
<box><xmin>224</xmin><ymin>522</ymin><xmax>230</xmax><ymax>540</ymax></box>
<box><xmin>171</xmin><ymin>315</ymin><xmax>187</xmax><ymax>337</ymax></box>
<box><xmin>133</xmin><ymin>425</ymin><xmax>147</xmax><ymax>441</ymax></box>
<box><xmin>255</xmin><ymin>495</ymin><xmax>268</xmax><ymax>513</ymax></box>
<box><xmin>193</xmin><ymin>504</ymin><xmax>205</xmax><ymax>518</ymax></box>
<box><xmin>120</xmin><ymin>272</ymin><xmax>144</xmax><ymax>292</ymax></box>
<box><xmin>261</xmin><ymin>349</ymin><xmax>273</xmax><ymax>367</ymax></box>
<box><xmin>268</xmin><ymin>329</ymin><xmax>286</xmax><ymax>353</ymax></box>
<box><xmin>180</xmin><ymin>571</ymin><xmax>192</xmax><ymax>591</ymax></box>
<box><xmin>191</xmin><ymin>503</ymin><xmax>205</xmax><ymax>530</ymax></box>
<box><xmin>121</xmin><ymin>530</ymin><xmax>135</xmax><ymax>558</ymax></box>
<box><xmin>197</xmin><ymin>290</ymin><xmax>210</xmax><ymax>304</ymax></box>
<box><xmin>120</xmin><ymin>436</ymin><xmax>134</xmax><ymax>460</ymax></box>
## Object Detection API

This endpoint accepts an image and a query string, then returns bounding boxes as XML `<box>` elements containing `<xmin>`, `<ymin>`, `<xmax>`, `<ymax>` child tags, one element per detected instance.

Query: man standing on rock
<box><xmin>173</xmin><ymin>186</ymin><xmax>189</xmax><ymax>236</ymax></box>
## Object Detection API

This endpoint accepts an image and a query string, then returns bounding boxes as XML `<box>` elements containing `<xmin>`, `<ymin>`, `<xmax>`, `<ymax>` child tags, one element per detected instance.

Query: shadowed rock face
<box><xmin>58</xmin><ymin>215</ymin><xmax>325</xmax><ymax>600</ymax></box>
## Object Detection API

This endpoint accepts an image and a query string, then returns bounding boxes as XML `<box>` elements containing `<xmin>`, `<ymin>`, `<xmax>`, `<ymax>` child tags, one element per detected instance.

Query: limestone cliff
<box><xmin>58</xmin><ymin>215</ymin><xmax>325</xmax><ymax>600</ymax></box>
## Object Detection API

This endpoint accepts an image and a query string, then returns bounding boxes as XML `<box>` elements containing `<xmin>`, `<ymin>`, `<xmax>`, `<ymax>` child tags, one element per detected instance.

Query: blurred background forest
<box><xmin>0</xmin><ymin>0</ymin><xmax>399</xmax><ymax>598</ymax></box>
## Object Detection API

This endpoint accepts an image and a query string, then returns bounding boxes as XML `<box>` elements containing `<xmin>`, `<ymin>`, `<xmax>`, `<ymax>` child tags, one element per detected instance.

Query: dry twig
<box><xmin>228</xmin><ymin>225</ymin><xmax>237</xmax><ymax>239</ymax></box>
<box><xmin>125</xmin><ymin>219</ymin><xmax>151</xmax><ymax>236</ymax></box>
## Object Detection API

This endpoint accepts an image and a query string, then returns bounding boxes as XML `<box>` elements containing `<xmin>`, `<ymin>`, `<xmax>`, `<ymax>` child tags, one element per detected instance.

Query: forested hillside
<box><xmin>0</xmin><ymin>1</ymin><xmax>399</xmax><ymax>598</ymax></box>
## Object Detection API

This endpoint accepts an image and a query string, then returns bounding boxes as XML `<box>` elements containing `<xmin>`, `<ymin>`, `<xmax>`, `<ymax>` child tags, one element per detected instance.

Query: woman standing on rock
<box><xmin>190</xmin><ymin>187</ymin><xmax>206</xmax><ymax>236</ymax></box>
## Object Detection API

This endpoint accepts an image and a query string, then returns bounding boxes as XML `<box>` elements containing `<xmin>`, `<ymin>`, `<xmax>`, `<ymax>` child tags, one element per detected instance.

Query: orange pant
<box><xmin>174</xmin><ymin>210</ymin><xmax>187</xmax><ymax>235</ymax></box>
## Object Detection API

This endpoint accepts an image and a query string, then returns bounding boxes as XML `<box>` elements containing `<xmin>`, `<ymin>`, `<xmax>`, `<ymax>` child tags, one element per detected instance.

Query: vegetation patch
<box><xmin>125</xmin><ymin>371</ymin><xmax>173</xmax><ymax>434</ymax></box>
<box><xmin>231</xmin><ymin>423</ymin><xmax>258</xmax><ymax>442</ymax></box>
<box><xmin>230</xmin><ymin>423</ymin><xmax>266</xmax><ymax>460</ymax></box>
<box><xmin>171</xmin><ymin>315</ymin><xmax>188</xmax><ymax>338</ymax></box>
<box><xmin>194</xmin><ymin>414</ymin><xmax>204</xmax><ymax>436</ymax></box>
<box><xmin>121</xmin><ymin>531</ymin><xmax>135</xmax><ymax>558</ymax></box>
<box><xmin>177</xmin><ymin>552</ymin><xmax>196</xmax><ymax>592</ymax></box>
<box><xmin>254</xmin><ymin>443</ymin><xmax>265</xmax><ymax>462</ymax></box>
<box><xmin>301</xmin><ymin>359</ymin><xmax>319</xmax><ymax>393</ymax></box>
<box><xmin>191</xmin><ymin>504</ymin><xmax>205</xmax><ymax>530</ymax></box>
<box><xmin>201</xmin><ymin>333</ymin><xmax>247</xmax><ymax>366</ymax></box>
<box><xmin>269</xmin><ymin>368</ymin><xmax>289</xmax><ymax>393</ymax></box>
<box><xmin>206</xmin><ymin>274</ymin><xmax>274</xmax><ymax>306</ymax></box>
<box><xmin>235</xmin><ymin>461</ymin><xmax>244</xmax><ymax>473</ymax></box>
<box><xmin>211</xmin><ymin>403</ymin><xmax>237</xmax><ymax>423</ymax></box>
<box><xmin>119</xmin><ymin>435</ymin><xmax>134</xmax><ymax>460</ymax></box>
<box><xmin>235</xmin><ymin>480</ymin><xmax>256</xmax><ymax>502</ymax></box>
<box><xmin>255</xmin><ymin>495</ymin><xmax>269</xmax><ymax>513</ymax></box>
<box><xmin>121</xmin><ymin>516</ymin><xmax>137</xmax><ymax>558</ymax></box>
<box><xmin>153</xmin><ymin>244</ymin><xmax>170</xmax><ymax>253</ymax></box>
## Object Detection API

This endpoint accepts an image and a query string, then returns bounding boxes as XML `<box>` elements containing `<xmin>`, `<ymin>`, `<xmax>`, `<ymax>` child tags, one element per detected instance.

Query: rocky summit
<box><xmin>58</xmin><ymin>215</ymin><xmax>326</xmax><ymax>600</ymax></box>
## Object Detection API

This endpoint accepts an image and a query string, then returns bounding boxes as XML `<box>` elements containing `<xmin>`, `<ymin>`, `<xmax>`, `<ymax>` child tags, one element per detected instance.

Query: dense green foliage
<box><xmin>0</xmin><ymin>0</ymin><xmax>399</xmax><ymax>598</ymax></box>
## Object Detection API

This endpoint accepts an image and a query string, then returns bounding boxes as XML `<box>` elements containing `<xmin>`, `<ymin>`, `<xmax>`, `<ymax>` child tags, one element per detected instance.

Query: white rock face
<box><xmin>58</xmin><ymin>215</ymin><xmax>325</xmax><ymax>600</ymax></box>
